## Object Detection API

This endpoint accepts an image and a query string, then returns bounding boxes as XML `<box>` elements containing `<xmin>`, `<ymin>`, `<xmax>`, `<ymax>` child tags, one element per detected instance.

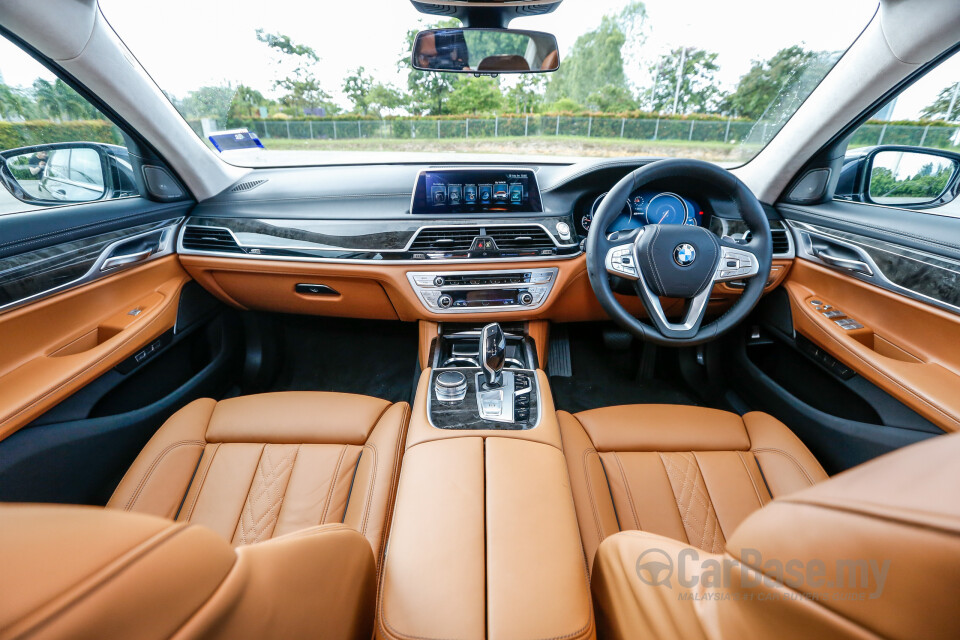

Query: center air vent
<box><xmin>771</xmin><ymin>228</ymin><xmax>791</xmax><ymax>255</ymax></box>
<box><xmin>486</xmin><ymin>226</ymin><xmax>555</xmax><ymax>251</ymax></box>
<box><xmin>181</xmin><ymin>226</ymin><xmax>243</xmax><ymax>253</ymax></box>
<box><xmin>409</xmin><ymin>227</ymin><xmax>482</xmax><ymax>252</ymax></box>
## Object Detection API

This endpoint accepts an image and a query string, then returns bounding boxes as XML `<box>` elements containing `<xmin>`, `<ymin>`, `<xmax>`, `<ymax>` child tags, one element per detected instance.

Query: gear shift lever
<box><xmin>480</xmin><ymin>322</ymin><xmax>506</xmax><ymax>388</ymax></box>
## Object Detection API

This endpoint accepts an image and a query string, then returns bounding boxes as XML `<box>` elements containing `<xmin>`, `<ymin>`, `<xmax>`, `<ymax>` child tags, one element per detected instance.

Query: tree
<box><xmin>399</xmin><ymin>21</ymin><xmax>458</xmax><ymax>115</ymax></box>
<box><xmin>366</xmin><ymin>83</ymin><xmax>405</xmax><ymax>117</ymax></box>
<box><xmin>545</xmin><ymin>2</ymin><xmax>646</xmax><ymax>105</ymax></box>
<box><xmin>503</xmin><ymin>75</ymin><xmax>546</xmax><ymax>114</ymax></box>
<box><xmin>179</xmin><ymin>85</ymin><xmax>235</xmax><ymax>120</ymax></box>
<box><xmin>646</xmin><ymin>47</ymin><xmax>721</xmax><ymax>115</ymax></box>
<box><xmin>31</xmin><ymin>79</ymin><xmax>98</xmax><ymax>121</ymax></box>
<box><xmin>921</xmin><ymin>82</ymin><xmax>960</xmax><ymax>121</ymax></box>
<box><xmin>446</xmin><ymin>76</ymin><xmax>502</xmax><ymax>115</ymax></box>
<box><xmin>0</xmin><ymin>82</ymin><xmax>28</xmax><ymax>120</ymax></box>
<box><xmin>585</xmin><ymin>84</ymin><xmax>637</xmax><ymax>113</ymax></box>
<box><xmin>256</xmin><ymin>29</ymin><xmax>337</xmax><ymax>115</ymax></box>
<box><xmin>722</xmin><ymin>46</ymin><xmax>826</xmax><ymax>120</ymax></box>
<box><xmin>228</xmin><ymin>85</ymin><xmax>269</xmax><ymax>120</ymax></box>
<box><xmin>343</xmin><ymin>67</ymin><xmax>375</xmax><ymax>114</ymax></box>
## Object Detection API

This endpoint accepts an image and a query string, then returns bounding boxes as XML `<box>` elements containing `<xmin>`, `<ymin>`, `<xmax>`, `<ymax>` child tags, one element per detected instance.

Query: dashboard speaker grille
<box><xmin>231</xmin><ymin>179</ymin><xmax>267</xmax><ymax>192</ymax></box>
<box><xmin>486</xmin><ymin>226</ymin><xmax>555</xmax><ymax>251</ymax></box>
<box><xmin>409</xmin><ymin>227</ymin><xmax>482</xmax><ymax>252</ymax></box>
<box><xmin>182</xmin><ymin>226</ymin><xmax>243</xmax><ymax>253</ymax></box>
<box><xmin>771</xmin><ymin>228</ymin><xmax>791</xmax><ymax>255</ymax></box>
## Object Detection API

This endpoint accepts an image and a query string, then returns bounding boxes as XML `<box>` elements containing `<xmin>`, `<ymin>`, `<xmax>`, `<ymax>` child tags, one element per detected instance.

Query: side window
<box><xmin>0</xmin><ymin>35</ymin><xmax>140</xmax><ymax>216</ymax></box>
<box><xmin>836</xmin><ymin>49</ymin><xmax>960</xmax><ymax>211</ymax></box>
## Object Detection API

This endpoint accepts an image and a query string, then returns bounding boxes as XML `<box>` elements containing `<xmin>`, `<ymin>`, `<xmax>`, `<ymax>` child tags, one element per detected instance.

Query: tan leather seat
<box><xmin>107</xmin><ymin>391</ymin><xmax>409</xmax><ymax>567</ymax></box>
<box><xmin>0</xmin><ymin>504</ymin><xmax>376</xmax><ymax>640</ymax></box>
<box><xmin>558</xmin><ymin>405</ymin><xmax>827</xmax><ymax>571</ymax></box>
<box><xmin>590</xmin><ymin>429</ymin><xmax>960</xmax><ymax>640</ymax></box>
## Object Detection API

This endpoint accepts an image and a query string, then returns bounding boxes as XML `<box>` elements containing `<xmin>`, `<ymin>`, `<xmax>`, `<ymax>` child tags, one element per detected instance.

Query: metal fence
<box><xmin>200</xmin><ymin>116</ymin><xmax>960</xmax><ymax>150</ymax></box>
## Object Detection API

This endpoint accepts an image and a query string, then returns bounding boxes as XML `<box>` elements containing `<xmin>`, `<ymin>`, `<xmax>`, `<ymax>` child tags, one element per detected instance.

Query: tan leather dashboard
<box><xmin>180</xmin><ymin>255</ymin><xmax>792</xmax><ymax>324</ymax></box>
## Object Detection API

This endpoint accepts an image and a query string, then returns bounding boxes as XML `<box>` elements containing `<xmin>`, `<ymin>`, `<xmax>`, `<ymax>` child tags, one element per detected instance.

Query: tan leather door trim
<box><xmin>0</xmin><ymin>256</ymin><xmax>189</xmax><ymax>441</ymax></box>
<box><xmin>785</xmin><ymin>259</ymin><xmax>960</xmax><ymax>433</ymax></box>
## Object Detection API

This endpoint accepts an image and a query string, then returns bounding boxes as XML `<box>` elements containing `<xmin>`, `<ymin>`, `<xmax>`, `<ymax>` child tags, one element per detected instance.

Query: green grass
<box><xmin>257</xmin><ymin>135</ymin><xmax>759</xmax><ymax>164</ymax></box>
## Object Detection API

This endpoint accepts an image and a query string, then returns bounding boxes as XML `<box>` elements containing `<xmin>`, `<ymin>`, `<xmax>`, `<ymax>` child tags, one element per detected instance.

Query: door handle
<box><xmin>100</xmin><ymin>249</ymin><xmax>153</xmax><ymax>272</ymax></box>
<box><xmin>813</xmin><ymin>248</ymin><xmax>874</xmax><ymax>276</ymax></box>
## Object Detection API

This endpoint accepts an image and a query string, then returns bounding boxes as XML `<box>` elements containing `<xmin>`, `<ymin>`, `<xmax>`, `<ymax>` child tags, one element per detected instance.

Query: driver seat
<box><xmin>558</xmin><ymin>405</ymin><xmax>827</xmax><ymax>572</ymax></box>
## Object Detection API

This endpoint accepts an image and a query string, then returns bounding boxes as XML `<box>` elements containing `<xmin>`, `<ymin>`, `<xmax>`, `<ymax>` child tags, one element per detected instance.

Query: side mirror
<box><xmin>412</xmin><ymin>28</ymin><xmax>559</xmax><ymax>74</ymax></box>
<box><xmin>866</xmin><ymin>148</ymin><xmax>959</xmax><ymax>207</ymax></box>
<box><xmin>0</xmin><ymin>142</ymin><xmax>130</xmax><ymax>206</ymax></box>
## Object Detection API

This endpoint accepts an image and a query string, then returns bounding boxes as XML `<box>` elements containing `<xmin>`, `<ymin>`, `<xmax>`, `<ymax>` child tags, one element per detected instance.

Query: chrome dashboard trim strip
<box><xmin>0</xmin><ymin>218</ymin><xmax>183</xmax><ymax>315</ymax></box>
<box><xmin>788</xmin><ymin>219</ymin><xmax>960</xmax><ymax>316</ymax></box>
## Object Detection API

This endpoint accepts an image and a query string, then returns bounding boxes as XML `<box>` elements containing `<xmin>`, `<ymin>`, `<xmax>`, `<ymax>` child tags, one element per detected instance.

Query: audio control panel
<box><xmin>407</xmin><ymin>268</ymin><xmax>558</xmax><ymax>314</ymax></box>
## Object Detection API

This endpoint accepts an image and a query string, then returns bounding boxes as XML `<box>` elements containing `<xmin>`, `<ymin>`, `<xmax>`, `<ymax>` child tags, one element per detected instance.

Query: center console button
<box><xmin>519</xmin><ymin>292</ymin><xmax>534</xmax><ymax>306</ymax></box>
<box><xmin>438</xmin><ymin>294</ymin><xmax>453</xmax><ymax>308</ymax></box>
<box><xmin>433</xmin><ymin>276</ymin><xmax>445</xmax><ymax>287</ymax></box>
<box><xmin>435</xmin><ymin>370</ymin><xmax>468</xmax><ymax>403</ymax></box>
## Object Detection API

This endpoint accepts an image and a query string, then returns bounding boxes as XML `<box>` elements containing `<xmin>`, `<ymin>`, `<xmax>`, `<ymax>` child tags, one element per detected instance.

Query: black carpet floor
<box><xmin>548</xmin><ymin>324</ymin><xmax>703</xmax><ymax>414</ymax></box>
<box><xmin>267</xmin><ymin>315</ymin><xmax>419</xmax><ymax>403</ymax></box>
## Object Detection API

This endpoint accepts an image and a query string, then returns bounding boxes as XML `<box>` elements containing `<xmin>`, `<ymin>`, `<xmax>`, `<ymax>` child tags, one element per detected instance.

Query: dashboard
<box><xmin>578</xmin><ymin>190</ymin><xmax>706</xmax><ymax>235</ymax></box>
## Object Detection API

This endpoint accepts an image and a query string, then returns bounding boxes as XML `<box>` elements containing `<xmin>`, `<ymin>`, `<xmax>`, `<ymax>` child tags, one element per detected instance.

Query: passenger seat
<box><xmin>107</xmin><ymin>391</ymin><xmax>410</xmax><ymax>566</ymax></box>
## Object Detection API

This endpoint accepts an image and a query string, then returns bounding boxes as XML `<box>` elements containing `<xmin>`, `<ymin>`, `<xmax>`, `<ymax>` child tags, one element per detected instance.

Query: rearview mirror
<box><xmin>412</xmin><ymin>28</ymin><xmax>559</xmax><ymax>74</ymax></box>
<box><xmin>0</xmin><ymin>142</ymin><xmax>133</xmax><ymax>206</ymax></box>
<box><xmin>868</xmin><ymin>149</ymin><xmax>959</xmax><ymax>206</ymax></box>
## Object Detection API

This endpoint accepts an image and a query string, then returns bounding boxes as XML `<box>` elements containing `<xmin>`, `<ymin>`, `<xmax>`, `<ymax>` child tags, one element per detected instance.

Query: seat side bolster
<box><xmin>0</xmin><ymin>505</ymin><xmax>235</xmax><ymax>640</ymax></box>
<box><xmin>343</xmin><ymin>401</ymin><xmax>410</xmax><ymax>567</ymax></box>
<box><xmin>180</xmin><ymin>524</ymin><xmax>376</xmax><ymax>640</ymax></box>
<box><xmin>743</xmin><ymin>412</ymin><xmax>828</xmax><ymax>497</ymax></box>
<box><xmin>558</xmin><ymin>410</ymin><xmax>621</xmax><ymax>576</ymax></box>
<box><xmin>107</xmin><ymin>398</ymin><xmax>216</xmax><ymax>517</ymax></box>
<box><xmin>592</xmin><ymin>531</ymin><xmax>878</xmax><ymax>640</ymax></box>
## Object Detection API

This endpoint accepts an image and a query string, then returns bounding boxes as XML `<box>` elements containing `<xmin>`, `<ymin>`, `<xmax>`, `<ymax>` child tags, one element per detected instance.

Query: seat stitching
<box><xmin>232</xmin><ymin>445</ymin><xmax>266</xmax><ymax>545</ymax></box>
<box><xmin>181</xmin><ymin>443</ymin><xmax>219</xmax><ymax>522</ymax></box>
<box><xmin>359</xmin><ymin>443</ymin><xmax>378</xmax><ymax>536</ymax></box>
<box><xmin>376</xmin><ymin>402</ymin><xmax>410</xmax><ymax>578</ymax></box>
<box><xmin>752</xmin><ymin>446</ymin><xmax>815</xmax><ymax>488</ymax></box>
<box><xmin>320</xmin><ymin>445</ymin><xmax>348</xmax><ymax>525</ymax></box>
<box><xmin>612</xmin><ymin>452</ymin><xmax>642</xmax><ymax>530</ymax></box>
<box><xmin>124</xmin><ymin>440</ymin><xmax>204</xmax><ymax>511</ymax></box>
<box><xmin>737</xmin><ymin>451</ymin><xmax>767</xmax><ymax>507</ymax></box>
<box><xmin>580</xmin><ymin>448</ymin><xmax>605</xmax><ymax>544</ymax></box>
<box><xmin>238</xmin><ymin>445</ymin><xmax>297</xmax><ymax>543</ymax></box>
<box><xmin>691</xmin><ymin>451</ymin><xmax>727</xmax><ymax>551</ymax></box>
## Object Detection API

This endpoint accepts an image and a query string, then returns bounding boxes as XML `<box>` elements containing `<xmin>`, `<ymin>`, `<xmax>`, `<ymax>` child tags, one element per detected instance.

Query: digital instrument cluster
<box><xmin>579</xmin><ymin>190</ymin><xmax>705</xmax><ymax>234</ymax></box>
<box><xmin>411</xmin><ymin>168</ymin><xmax>543</xmax><ymax>214</ymax></box>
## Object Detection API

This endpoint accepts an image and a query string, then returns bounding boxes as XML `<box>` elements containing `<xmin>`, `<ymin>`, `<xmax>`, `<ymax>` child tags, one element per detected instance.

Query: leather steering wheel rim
<box><xmin>585</xmin><ymin>158</ymin><xmax>773</xmax><ymax>346</ymax></box>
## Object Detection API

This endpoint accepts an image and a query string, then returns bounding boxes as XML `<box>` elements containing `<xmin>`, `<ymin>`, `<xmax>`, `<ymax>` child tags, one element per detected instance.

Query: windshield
<box><xmin>99</xmin><ymin>0</ymin><xmax>877</xmax><ymax>168</ymax></box>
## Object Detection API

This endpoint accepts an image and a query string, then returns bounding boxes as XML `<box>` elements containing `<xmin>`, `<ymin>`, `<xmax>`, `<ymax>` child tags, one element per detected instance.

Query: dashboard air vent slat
<box><xmin>182</xmin><ymin>226</ymin><xmax>243</xmax><ymax>253</ymax></box>
<box><xmin>771</xmin><ymin>228</ymin><xmax>791</xmax><ymax>255</ymax></box>
<box><xmin>486</xmin><ymin>226</ymin><xmax>555</xmax><ymax>251</ymax></box>
<box><xmin>409</xmin><ymin>227</ymin><xmax>482</xmax><ymax>252</ymax></box>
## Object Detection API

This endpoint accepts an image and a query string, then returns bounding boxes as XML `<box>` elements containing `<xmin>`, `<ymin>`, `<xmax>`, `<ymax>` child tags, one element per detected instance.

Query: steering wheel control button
<box><xmin>435</xmin><ymin>370</ymin><xmax>468</xmax><ymax>403</ymax></box>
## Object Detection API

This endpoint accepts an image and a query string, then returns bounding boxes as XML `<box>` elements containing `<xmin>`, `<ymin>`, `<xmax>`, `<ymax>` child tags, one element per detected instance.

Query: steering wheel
<box><xmin>585</xmin><ymin>159</ymin><xmax>772</xmax><ymax>346</ymax></box>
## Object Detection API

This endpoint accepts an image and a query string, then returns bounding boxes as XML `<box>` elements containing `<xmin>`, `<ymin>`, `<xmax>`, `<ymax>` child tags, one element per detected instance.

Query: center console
<box><xmin>425</xmin><ymin>322</ymin><xmax>541</xmax><ymax>430</ymax></box>
<box><xmin>377</xmin><ymin>321</ymin><xmax>594</xmax><ymax>640</ymax></box>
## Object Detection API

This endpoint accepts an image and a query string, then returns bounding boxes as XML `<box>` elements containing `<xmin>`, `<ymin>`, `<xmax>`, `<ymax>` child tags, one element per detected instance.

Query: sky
<box><xmin>93</xmin><ymin>0</ymin><xmax>879</xmax><ymax>107</ymax></box>
<box><xmin>1</xmin><ymin>0</ymin><xmax>955</xmax><ymax>120</ymax></box>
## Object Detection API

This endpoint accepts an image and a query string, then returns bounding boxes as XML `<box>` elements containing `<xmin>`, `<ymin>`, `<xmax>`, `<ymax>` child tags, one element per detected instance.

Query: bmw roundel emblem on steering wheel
<box><xmin>673</xmin><ymin>243</ymin><xmax>696</xmax><ymax>266</ymax></box>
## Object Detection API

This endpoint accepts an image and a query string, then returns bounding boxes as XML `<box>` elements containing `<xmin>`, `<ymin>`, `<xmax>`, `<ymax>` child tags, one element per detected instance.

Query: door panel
<box><xmin>784</xmin><ymin>259</ymin><xmax>960</xmax><ymax>433</ymax></box>
<box><xmin>0</xmin><ymin>254</ymin><xmax>190</xmax><ymax>440</ymax></box>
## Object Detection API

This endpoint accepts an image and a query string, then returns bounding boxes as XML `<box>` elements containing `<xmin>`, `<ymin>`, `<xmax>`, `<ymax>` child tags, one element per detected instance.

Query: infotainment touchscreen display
<box><xmin>411</xmin><ymin>168</ymin><xmax>543</xmax><ymax>214</ymax></box>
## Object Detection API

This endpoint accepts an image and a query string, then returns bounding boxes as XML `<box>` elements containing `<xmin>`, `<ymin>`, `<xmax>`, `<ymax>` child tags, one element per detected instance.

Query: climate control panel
<box><xmin>407</xmin><ymin>268</ymin><xmax>557</xmax><ymax>314</ymax></box>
